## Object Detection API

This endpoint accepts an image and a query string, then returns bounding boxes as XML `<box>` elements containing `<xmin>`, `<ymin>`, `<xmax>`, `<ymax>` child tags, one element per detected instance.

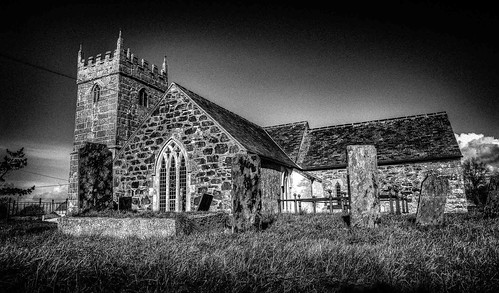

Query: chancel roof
<box><xmin>265</xmin><ymin>112</ymin><xmax>462</xmax><ymax>170</ymax></box>
<box><xmin>264</xmin><ymin>121</ymin><xmax>308</xmax><ymax>162</ymax></box>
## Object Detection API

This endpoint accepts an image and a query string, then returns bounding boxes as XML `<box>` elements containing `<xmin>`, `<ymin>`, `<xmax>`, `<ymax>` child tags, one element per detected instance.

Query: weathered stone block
<box><xmin>261</xmin><ymin>167</ymin><xmax>281</xmax><ymax>216</ymax></box>
<box><xmin>231</xmin><ymin>153</ymin><xmax>262</xmax><ymax>231</ymax></box>
<box><xmin>347</xmin><ymin>145</ymin><xmax>380</xmax><ymax>228</ymax></box>
<box><xmin>78</xmin><ymin>142</ymin><xmax>114</xmax><ymax>212</ymax></box>
<box><xmin>416</xmin><ymin>174</ymin><xmax>449</xmax><ymax>225</ymax></box>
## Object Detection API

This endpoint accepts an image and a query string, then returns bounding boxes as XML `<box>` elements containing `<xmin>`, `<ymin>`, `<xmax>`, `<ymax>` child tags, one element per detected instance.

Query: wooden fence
<box><xmin>277</xmin><ymin>193</ymin><xmax>410</xmax><ymax>214</ymax></box>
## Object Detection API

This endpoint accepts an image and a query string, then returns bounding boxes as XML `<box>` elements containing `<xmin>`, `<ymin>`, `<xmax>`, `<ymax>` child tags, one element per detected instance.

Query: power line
<box><xmin>0</xmin><ymin>52</ymin><xmax>76</xmax><ymax>80</ymax></box>
<box><xmin>35</xmin><ymin>183</ymin><xmax>69</xmax><ymax>188</ymax></box>
<box><xmin>18</xmin><ymin>170</ymin><xmax>67</xmax><ymax>181</ymax></box>
<box><xmin>0</xmin><ymin>52</ymin><xmax>120</xmax><ymax>93</ymax></box>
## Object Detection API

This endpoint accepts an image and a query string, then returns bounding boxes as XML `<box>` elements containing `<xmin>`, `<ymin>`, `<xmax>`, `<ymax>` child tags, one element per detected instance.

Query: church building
<box><xmin>68</xmin><ymin>34</ymin><xmax>467</xmax><ymax>214</ymax></box>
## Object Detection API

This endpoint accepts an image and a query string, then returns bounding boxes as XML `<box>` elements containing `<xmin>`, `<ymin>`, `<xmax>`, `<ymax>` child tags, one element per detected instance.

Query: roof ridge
<box><xmin>174</xmin><ymin>83</ymin><xmax>267</xmax><ymax>131</ymax></box>
<box><xmin>264</xmin><ymin>121</ymin><xmax>309</xmax><ymax>129</ymax></box>
<box><xmin>175</xmin><ymin>83</ymin><xmax>298</xmax><ymax>168</ymax></box>
<box><xmin>309</xmin><ymin>111</ymin><xmax>448</xmax><ymax>131</ymax></box>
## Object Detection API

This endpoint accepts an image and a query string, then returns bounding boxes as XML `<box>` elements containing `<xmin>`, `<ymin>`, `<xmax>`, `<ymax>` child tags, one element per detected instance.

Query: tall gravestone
<box><xmin>416</xmin><ymin>174</ymin><xmax>449</xmax><ymax>225</ymax></box>
<box><xmin>261</xmin><ymin>167</ymin><xmax>281</xmax><ymax>216</ymax></box>
<box><xmin>78</xmin><ymin>142</ymin><xmax>114</xmax><ymax>212</ymax></box>
<box><xmin>231</xmin><ymin>153</ymin><xmax>262</xmax><ymax>232</ymax></box>
<box><xmin>347</xmin><ymin>145</ymin><xmax>380</xmax><ymax>228</ymax></box>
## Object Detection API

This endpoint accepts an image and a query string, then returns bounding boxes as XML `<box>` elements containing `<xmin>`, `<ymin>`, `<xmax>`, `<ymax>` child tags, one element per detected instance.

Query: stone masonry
<box><xmin>309</xmin><ymin>159</ymin><xmax>466</xmax><ymax>214</ymax></box>
<box><xmin>68</xmin><ymin>33</ymin><xmax>168</xmax><ymax>211</ymax></box>
<box><xmin>113</xmin><ymin>84</ymin><xmax>245</xmax><ymax>211</ymax></box>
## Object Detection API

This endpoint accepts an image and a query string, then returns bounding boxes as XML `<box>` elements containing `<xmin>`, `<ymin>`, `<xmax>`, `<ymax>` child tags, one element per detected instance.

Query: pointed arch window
<box><xmin>92</xmin><ymin>84</ymin><xmax>101</xmax><ymax>103</ymax></box>
<box><xmin>159</xmin><ymin>158</ymin><xmax>167</xmax><ymax>211</ymax></box>
<box><xmin>138</xmin><ymin>88</ymin><xmax>148</xmax><ymax>107</ymax></box>
<box><xmin>336</xmin><ymin>182</ymin><xmax>341</xmax><ymax>196</ymax></box>
<box><xmin>157</xmin><ymin>140</ymin><xmax>188</xmax><ymax>212</ymax></box>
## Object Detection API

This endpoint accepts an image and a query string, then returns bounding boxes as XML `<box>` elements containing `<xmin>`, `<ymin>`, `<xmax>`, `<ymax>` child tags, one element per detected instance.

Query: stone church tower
<box><xmin>68</xmin><ymin>32</ymin><xmax>169</xmax><ymax>208</ymax></box>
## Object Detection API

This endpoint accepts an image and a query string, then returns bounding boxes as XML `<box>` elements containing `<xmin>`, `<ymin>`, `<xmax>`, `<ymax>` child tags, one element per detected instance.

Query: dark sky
<box><xmin>1</xmin><ymin>1</ymin><xmax>498</xmax><ymax>196</ymax></box>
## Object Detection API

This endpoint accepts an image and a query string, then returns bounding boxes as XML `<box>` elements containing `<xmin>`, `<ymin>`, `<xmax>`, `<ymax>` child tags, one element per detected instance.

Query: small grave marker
<box><xmin>197</xmin><ymin>193</ymin><xmax>213</xmax><ymax>211</ymax></box>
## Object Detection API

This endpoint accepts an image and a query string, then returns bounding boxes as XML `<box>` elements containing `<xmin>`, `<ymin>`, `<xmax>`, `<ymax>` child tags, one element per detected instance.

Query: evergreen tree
<box><xmin>0</xmin><ymin>148</ymin><xmax>35</xmax><ymax>196</ymax></box>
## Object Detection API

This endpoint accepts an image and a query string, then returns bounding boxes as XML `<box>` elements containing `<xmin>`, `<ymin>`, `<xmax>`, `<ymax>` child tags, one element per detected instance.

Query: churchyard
<box><xmin>2</xmin><ymin>146</ymin><xmax>499</xmax><ymax>292</ymax></box>
<box><xmin>1</xmin><ymin>212</ymin><xmax>499</xmax><ymax>292</ymax></box>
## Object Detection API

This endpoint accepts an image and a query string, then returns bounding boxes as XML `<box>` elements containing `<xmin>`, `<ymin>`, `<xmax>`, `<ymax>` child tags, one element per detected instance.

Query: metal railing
<box><xmin>2</xmin><ymin>198</ymin><xmax>69</xmax><ymax>220</ymax></box>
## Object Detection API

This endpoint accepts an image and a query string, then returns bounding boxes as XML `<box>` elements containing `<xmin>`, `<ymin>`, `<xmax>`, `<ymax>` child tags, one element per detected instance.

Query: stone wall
<box><xmin>309</xmin><ymin>159</ymin><xmax>467</xmax><ymax>213</ymax></box>
<box><xmin>69</xmin><ymin>39</ymin><xmax>168</xmax><ymax>209</ymax></box>
<box><xmin>113</xmin><ymin>85</ymin><xmax>245</xmax><ymax>212</ymax></box>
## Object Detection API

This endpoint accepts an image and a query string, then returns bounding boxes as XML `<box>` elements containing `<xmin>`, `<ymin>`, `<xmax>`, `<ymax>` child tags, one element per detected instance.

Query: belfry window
<box><xmin>157</xmin><ymin>140</ymin><xmax>188</xmax><ymax>212</ymax></box>
<box><xmin>92</xmin><ymin>84</ymin><xmax>101</xmax><ymax>103</ymax></box>
<box><xmin>138</xmin><ymin>88</ymin><xmax>148</xmax><ymax>107</ymax></box>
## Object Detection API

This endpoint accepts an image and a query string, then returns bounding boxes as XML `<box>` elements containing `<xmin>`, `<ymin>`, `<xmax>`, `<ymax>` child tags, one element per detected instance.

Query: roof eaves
<box><xmin>301</xmin><ymin>154</ymin><xmax>463</xmax><ymax>171</ymax></box>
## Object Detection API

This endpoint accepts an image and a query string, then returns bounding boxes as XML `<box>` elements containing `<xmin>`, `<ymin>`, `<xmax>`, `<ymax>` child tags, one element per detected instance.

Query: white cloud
<box><xmin>455</xmin><ymin>133</ymin><xmax>499</xmax><ymax>170</ymax></box>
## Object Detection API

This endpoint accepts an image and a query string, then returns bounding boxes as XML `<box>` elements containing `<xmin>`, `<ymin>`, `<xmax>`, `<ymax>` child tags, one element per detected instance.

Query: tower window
<box><xmin>138</xmin><ymin>88</ymin><xmax>148</xmax><ymax>107</ymax></box>
<box><xmin>92</xmin><ymin>84</ymin><xmax>101</xmax><ymax>103</ymax></box>
<box><xmin>336</xmin><ymin>182</ymin><xmax>341</xmax><ymax>196</ymax></box>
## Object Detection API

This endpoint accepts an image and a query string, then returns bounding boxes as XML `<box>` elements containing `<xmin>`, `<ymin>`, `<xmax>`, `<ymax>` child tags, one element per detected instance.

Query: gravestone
<box><xmin>197</xmin><ymin>193</ymin><xmax>213</xmax><ymax>211</ymax></box>
<box><xmin>231</xmin><ymin>153</ymin><xmax>262</xmax><ymax>232</ymax></box>
<box><xmin>119</xmin><ymin>197</ymin><xmax>132</xmax><ymax>210</ymax></box>
<box><xmin>347</xmin><ymin>145</ymin><xmax>380</xmax><ymax>228</ymax></box>
<box><xmin>261</xmin><ymin>167</ymin><xmax>281</xmax><ymax>216</ymax></box>
<box><xmin>484</xmin><ymin>177</ymin><xmax>499</xmax><ymax>218</ymax></box>
<box><xmin>78</xmin><ymin>142</ymin><xmax>113</xmax><ymax>212</ymax></box>
<box><xmin>416</xmin><ymin>174</ymin><xmax>448</xmax><ymax>225</ymax></box>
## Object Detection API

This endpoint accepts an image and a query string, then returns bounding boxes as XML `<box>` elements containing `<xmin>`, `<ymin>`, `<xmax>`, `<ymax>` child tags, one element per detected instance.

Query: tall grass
<box><xmin>1</xmin><ymin>213</ymin><xmax>498</xmax><ymax>292</ymax></box>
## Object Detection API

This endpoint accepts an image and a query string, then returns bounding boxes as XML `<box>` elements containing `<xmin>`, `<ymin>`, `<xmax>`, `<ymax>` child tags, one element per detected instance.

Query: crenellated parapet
<box><xmin>77</xmin><ymin>33</ymin><xmax>168</xmax><ymax>91</ymax></box>
<box><xmin>117</xmin><ymin>48</ymin><xmax>168</xmax><ymax>91</ymax></box>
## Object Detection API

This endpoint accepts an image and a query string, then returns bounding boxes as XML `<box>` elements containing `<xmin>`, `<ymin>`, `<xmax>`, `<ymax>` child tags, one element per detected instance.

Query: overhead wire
<box><xmin>0</xmin><ymin>52</ymin><xmax>121</xmax><ymax>93</ymax></box>
<box><xmin>18</xmin><ymin>170</ymin><xmax>67</xmax><ymax>181</ymax></box>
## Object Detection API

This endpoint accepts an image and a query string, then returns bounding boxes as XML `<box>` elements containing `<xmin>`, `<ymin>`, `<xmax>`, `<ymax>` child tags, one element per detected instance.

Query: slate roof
<box><xmin>174</xmin><ymin>83</ymin><xmax>298</xmax><ymax>168</ymax></box>
<box><xmin>122</xmin><ymin>82</ymin><xmax>461</xmax><ymax>171</ymax></box>
<box><xmin>265</xmin><ymin>112</ymin><xmax>462</xmax><ymax>170</ymax></box>
<box><xmin>264</xmin><ymin>121</ymin><xmax>308</xmax><ymax>162</ymax></box>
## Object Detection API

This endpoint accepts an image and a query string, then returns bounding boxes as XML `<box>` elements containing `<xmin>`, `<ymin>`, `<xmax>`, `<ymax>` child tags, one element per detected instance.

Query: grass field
<box><xmin>1</xmin><ymin>212</ymin><xmax>498</xmax><ymax>293</ymax></box>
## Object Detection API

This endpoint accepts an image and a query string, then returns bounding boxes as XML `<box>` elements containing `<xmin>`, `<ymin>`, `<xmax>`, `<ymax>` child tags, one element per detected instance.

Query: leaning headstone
<box><xmin>416</xmin><ymin>174</ymin><xmax>449</xmax><ymax>225</ymax></box>
<box><xmin>347</xmin><ymin>145</ymin><xmax>380</xmax><ymax>228</ymax></box>
<box><xmin>197</xmin><ymin>193</ymin><xmax>213</xmax><ymax>211</ymax></box>
<box><xmin>231</xmin><ymin>153</ymin><xmax>262</xmax><ymax>232</ymax></box>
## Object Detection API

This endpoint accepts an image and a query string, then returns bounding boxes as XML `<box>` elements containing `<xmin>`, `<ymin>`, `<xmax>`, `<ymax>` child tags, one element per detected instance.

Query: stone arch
<box><xmin>91</xmin><ymin>83</ymin><xmax>101</xmax><ymax>103</ymax></box>
<box><xmin>153</xmin><ymin>138</ymin><xmax>190</xmax><ymax>212</ymax></box>
<box><xmin>138</xmin><ymin>88</ymin><xmax>148</xmax><ymax>107</ymax></box>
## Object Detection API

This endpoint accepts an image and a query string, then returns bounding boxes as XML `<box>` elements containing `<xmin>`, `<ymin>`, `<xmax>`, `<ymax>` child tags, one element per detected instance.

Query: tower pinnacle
<box><xmin>116</xmin><ymin>30</ymin><xmax>123</xmax><ymax>51</ymax></box>
<box><xmin>162</xmin><ymin>55</ymin><xmax>168</xmax><ymax>76</ymax></box>
<box><xmin>78</xmin><ymin>43</ymin><xmax>83</xmax><ymax>63</ymax></box>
